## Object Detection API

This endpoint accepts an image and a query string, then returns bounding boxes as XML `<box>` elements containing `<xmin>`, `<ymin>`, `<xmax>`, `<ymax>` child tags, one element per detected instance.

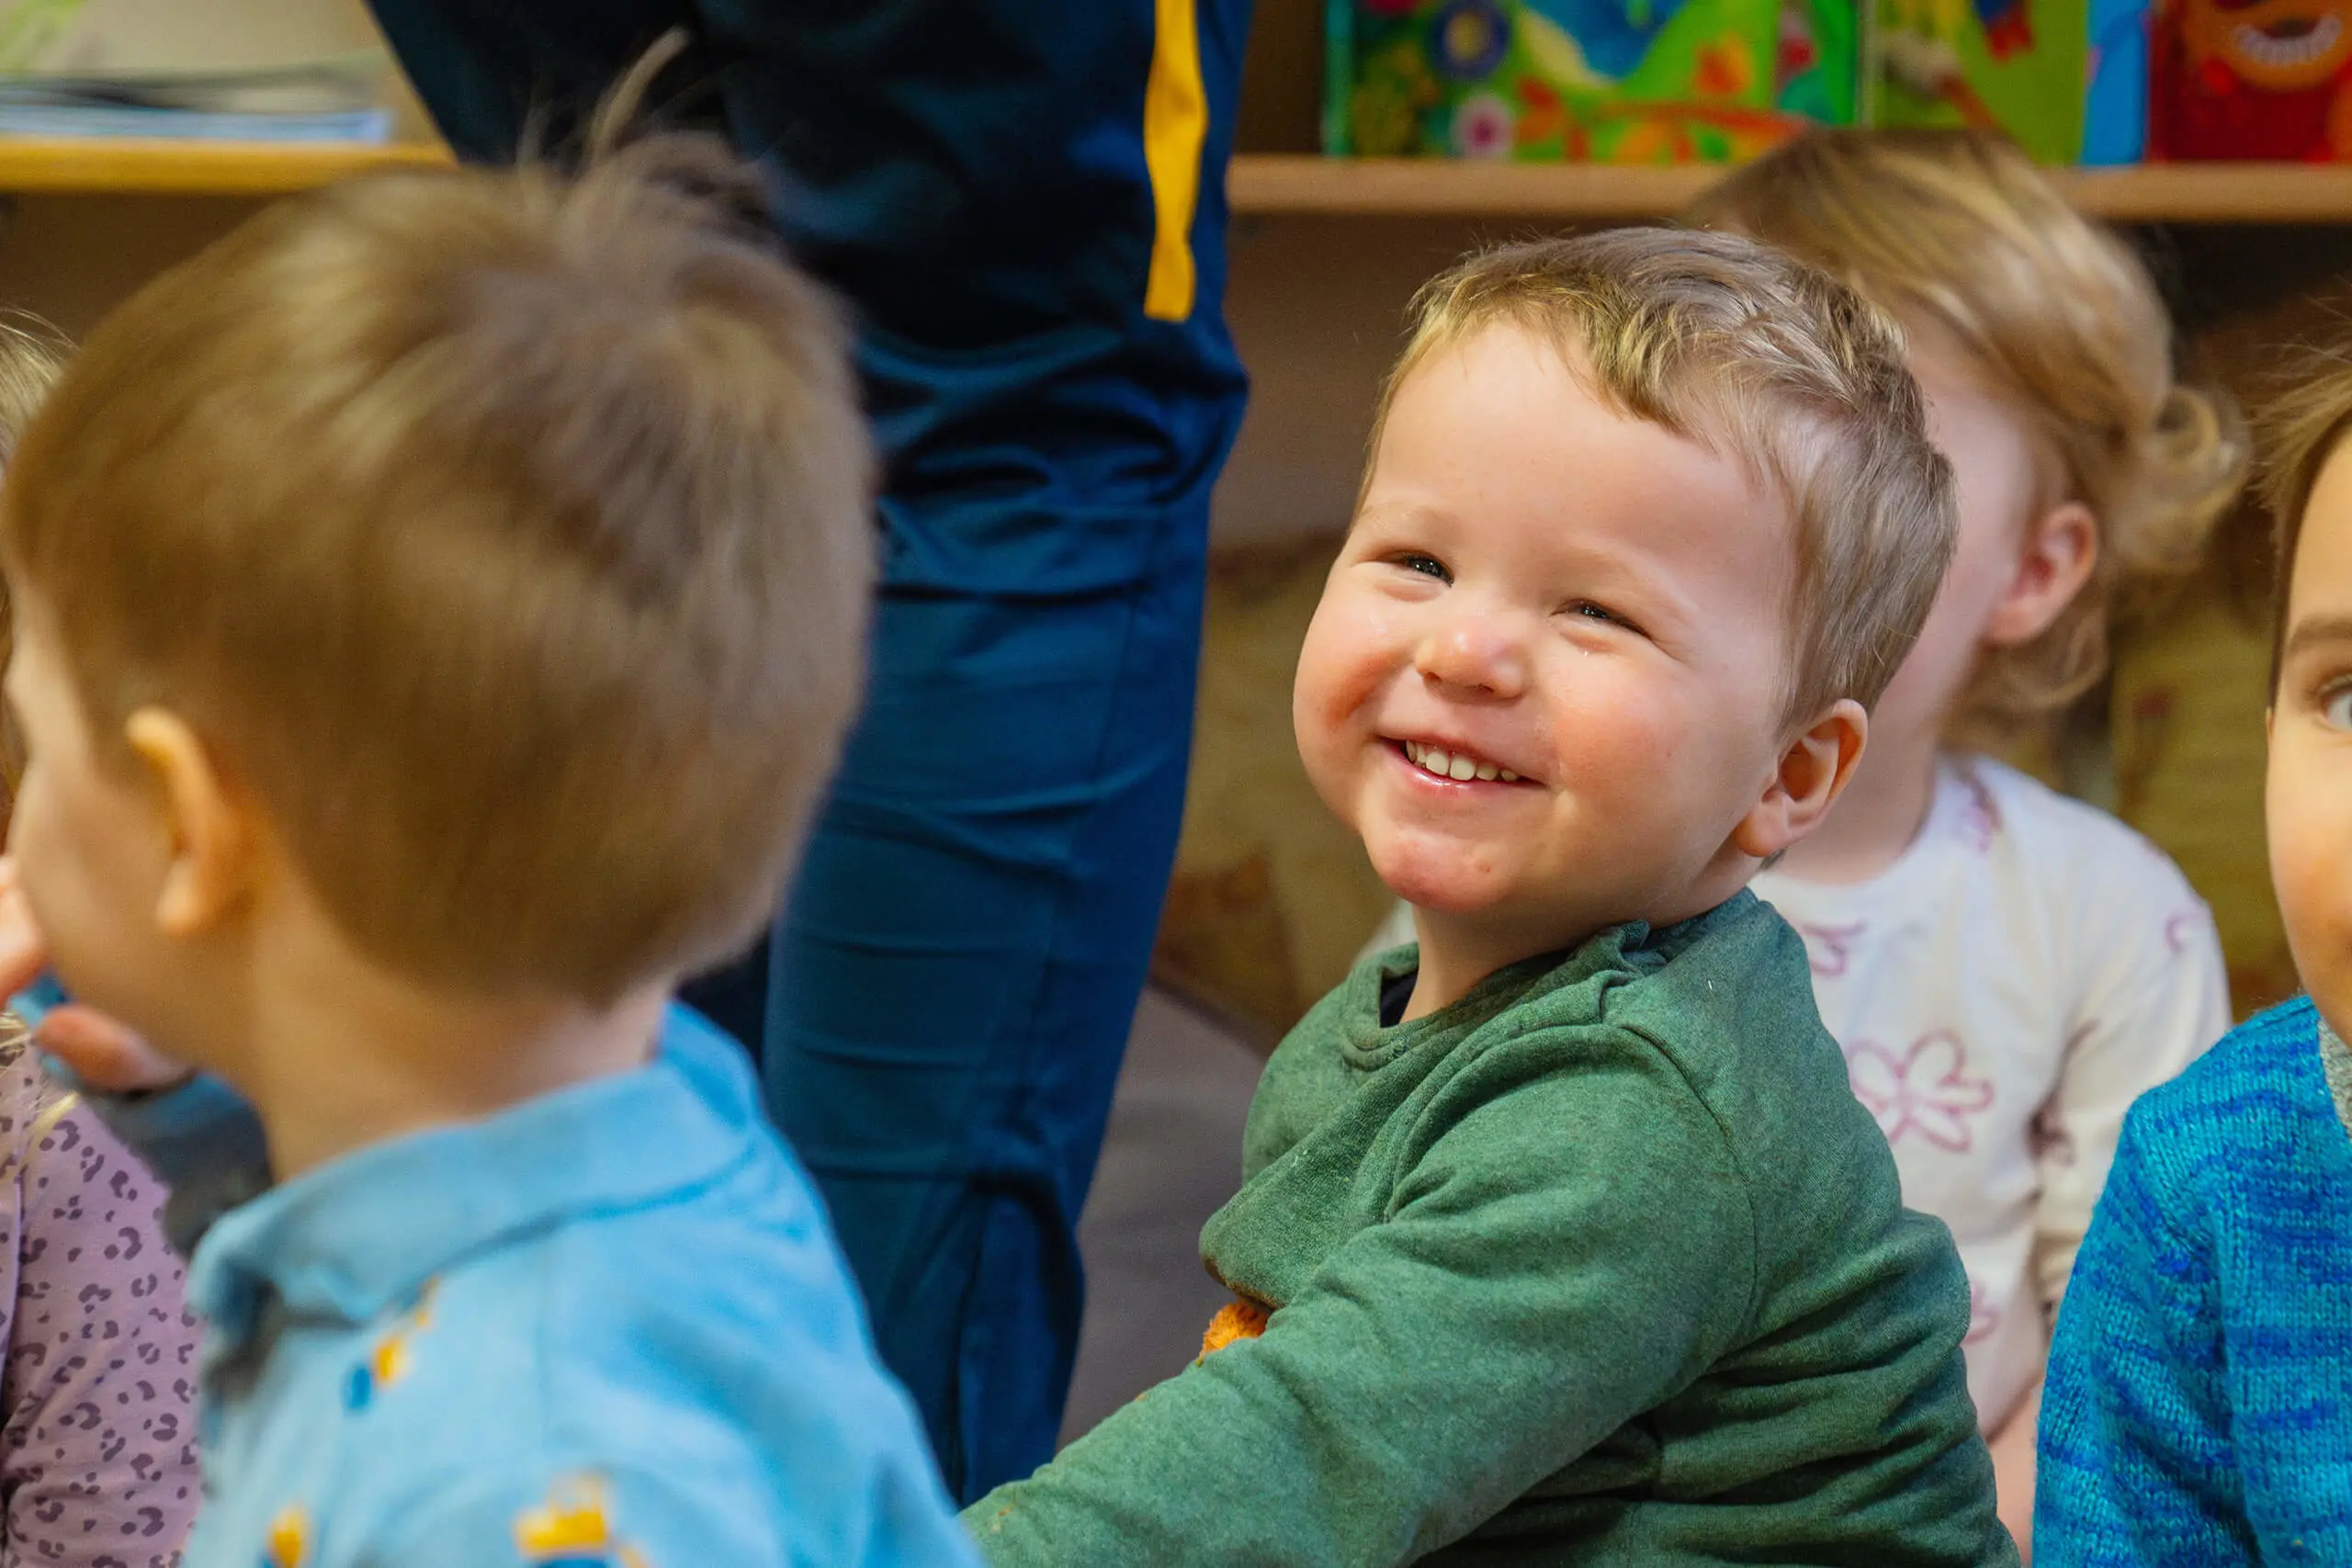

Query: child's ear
<box><xmin>1984</xmin><ymin>499</ymin><xmax>2098</xmax><ymax>648</ymax></box>
<box><xmin>123</xmin><ymin>708</ymin><xmax>256</xmax><ymax>939</ymax></box>
<box><xmin>1734</xmin><ymin>698</ymin><xmax>1867</xmax><ymax>861</ymax></box>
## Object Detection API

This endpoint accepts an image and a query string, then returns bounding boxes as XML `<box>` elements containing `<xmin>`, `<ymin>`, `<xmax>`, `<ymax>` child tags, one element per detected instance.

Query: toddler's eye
<box><xmin>1567</xmin><ymin>602</ymin><xmax>1623</xmax><ymax>627</ymax></box>
<box><xmin>2324</xmin><ymin>682</ymin><xmax>2352</xmax><ymax>732</ymax></box>
<box><xmin>1391</xmin><ymin>552</ymin><xmax>1452</xmax><ymax>583</ymax></box>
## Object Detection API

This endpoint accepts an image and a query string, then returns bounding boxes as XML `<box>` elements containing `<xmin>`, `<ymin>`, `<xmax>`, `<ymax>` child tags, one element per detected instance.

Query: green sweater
<box><xmin>967</xmin><ymin>892</ymin><xmax>2013</xmax><ymax>1566</ymax></box>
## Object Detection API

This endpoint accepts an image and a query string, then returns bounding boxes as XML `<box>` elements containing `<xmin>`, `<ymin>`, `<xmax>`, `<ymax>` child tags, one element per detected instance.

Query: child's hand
<box><xmin>0</xmin><ymin>856</ymin><xmax>190</xmax><ymax>1095</ymax></box>
<box><xmin>0</xmin><ymin>854</ymin><xmax>44</xmax><ymax>1002</ymax></box>
<box><xmin>40</xmin><ymin>1004</ymin><xmax>189</xmax><ymax>1096</ymax></box>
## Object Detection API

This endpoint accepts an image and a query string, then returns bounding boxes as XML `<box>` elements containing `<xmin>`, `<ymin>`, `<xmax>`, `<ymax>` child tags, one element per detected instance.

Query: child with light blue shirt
<box><xmin>0</xmin><ymin>116</ymin><xmax>976</xmax><ymax>1568</ymax></box>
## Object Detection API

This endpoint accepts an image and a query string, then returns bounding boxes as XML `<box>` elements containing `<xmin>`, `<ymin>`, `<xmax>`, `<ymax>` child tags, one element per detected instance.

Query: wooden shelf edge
<box><xmin>1229</xmin><ymin>153</ymin><xmax>2352</xmax><ymax>224</ymax></box>
<box><xmin>0</xmin><ymin>140</ymin><xmax>2337</xmax><ymax>218</ymax></box>
<box><xmin>2051</xmin><ymin>164</ymin><xmax>2352</xmax><ymax>223</ymax></box>
<box><xmin>0</xmin><ymin>137</ymin><xmax>453</xmax><ymax>196</ymax></box>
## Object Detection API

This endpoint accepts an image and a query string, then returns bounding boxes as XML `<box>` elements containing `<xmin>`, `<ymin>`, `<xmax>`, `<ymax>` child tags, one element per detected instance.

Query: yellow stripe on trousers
<box><xmin>1142</xmin><ymin>0</ymin><xmax>1208</xmax><ymax>322</ymax></box>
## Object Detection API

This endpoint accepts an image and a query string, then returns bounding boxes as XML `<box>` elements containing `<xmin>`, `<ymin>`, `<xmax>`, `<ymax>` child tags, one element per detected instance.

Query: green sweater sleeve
<box><xmin>962</xmin><ymin>1027</ymin><xmax>1757</xmax><ymax>1566</ymax></box>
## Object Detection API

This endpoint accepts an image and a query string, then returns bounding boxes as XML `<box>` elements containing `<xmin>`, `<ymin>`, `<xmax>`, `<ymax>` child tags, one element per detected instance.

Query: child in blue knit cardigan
<box><xmin>2035</xmin><ymin>362</ymin><xmax>2352</xmax><ymax>1562</ymax></box>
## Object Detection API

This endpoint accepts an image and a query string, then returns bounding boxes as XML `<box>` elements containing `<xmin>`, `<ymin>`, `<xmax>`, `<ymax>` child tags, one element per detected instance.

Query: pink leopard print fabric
<box><xmin>0</xmin><ymin>1039</ymin><xmax>198</xmax><ymax>1567</ymax></box>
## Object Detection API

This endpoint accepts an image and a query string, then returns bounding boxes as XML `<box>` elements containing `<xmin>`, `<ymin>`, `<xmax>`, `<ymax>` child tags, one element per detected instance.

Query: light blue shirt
<box><xmin>175</xmin><ymin>1006</ymin><xmax>978</xmax><ymax>1568</ymax></box>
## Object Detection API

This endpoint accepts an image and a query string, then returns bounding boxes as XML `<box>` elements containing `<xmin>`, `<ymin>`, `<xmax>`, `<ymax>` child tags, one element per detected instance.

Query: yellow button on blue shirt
<box><xmin>175</xmin><ymin>1006</ymin><xmax>978</xmax><ymax>1568</ymax></box>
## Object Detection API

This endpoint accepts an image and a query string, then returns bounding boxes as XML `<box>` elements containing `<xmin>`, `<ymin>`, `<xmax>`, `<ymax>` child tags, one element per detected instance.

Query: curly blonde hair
<box><xmin>1689</xmin><ymin>129</ymin><xmax>2247</xmax><ymax>740</ymax></box>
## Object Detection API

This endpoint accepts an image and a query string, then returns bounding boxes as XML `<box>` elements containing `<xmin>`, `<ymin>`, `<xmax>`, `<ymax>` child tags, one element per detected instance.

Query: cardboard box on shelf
<box><xmin>1325</xmin><ymin>0</ymin><xmax>1859</xmax><ymax>164</ymax></box>
<box><xmin>2147</xmin><ymin>0</ymin><xmax>2352</xmax><ymax>160</ymax></box>
<box><xmin>1865</xmin><ymin>0</ymin><xmax>2148</xmax><ymax>162</ymax></box>
<box><xmin>1328</xmin><ymin>0</ymin><xmax>2167</xmax><ymax>167</ymax></box>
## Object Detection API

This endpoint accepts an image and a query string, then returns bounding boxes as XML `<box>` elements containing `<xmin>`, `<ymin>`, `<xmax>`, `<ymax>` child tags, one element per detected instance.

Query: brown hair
<box><xmin>0</xmin><ymin>314</ymin><xmax>64</xmax><ymax>468</ymax></box>
<box><xmin>0</xmin><ymin>136</ymin><xmax>875</xmax><ymax>1004</ymax></box>
<box><xmin>1377</xmin><ymin>226</ymin><xmax>1956</xmax><ymax>725</ymax></box>
<box><xmin>1690</xmin><ymin>129</ymin><xmax>2246</xmax><ymax>740</ymax></box>
<box><xmin>0</xmin><ymin>313</ymin><xmax>65</xmax><ymax>795</ymax></box>
<box><xmin>2257</xmin><ymin>355</ymin><xmax>2352</xmax><ymax>693</ymax></box>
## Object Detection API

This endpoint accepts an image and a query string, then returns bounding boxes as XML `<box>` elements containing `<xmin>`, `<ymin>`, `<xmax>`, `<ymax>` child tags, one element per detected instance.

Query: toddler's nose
<box><xmin>1417</xmin><ymin>615</ymin><xmax>1527</xmax><ymax>699</ymax></box>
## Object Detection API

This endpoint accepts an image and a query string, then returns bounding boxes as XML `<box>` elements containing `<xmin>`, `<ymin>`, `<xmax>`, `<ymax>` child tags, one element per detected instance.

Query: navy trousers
<box><xmin>367</xmin><ymin>0</ymin><xmax>1252</xmax><ymax>1499</ymax></box>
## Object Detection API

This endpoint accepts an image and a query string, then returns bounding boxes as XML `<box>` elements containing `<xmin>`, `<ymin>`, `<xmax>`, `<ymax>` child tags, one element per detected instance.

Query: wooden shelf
<box><xmin>15</xmin><ymin>139</ymin><xmax>2347</xmax><ymax>220</ymax></box>
<box><xmin>9</xmin><ymin>137</ymin><xmax>2342</xmax><ymax>220</ymax></box>
<box><xmin>0</xmin><ymin>137</ymin><xmax>451</xmax><ymax>196</ymax></box>
<box><xmin>1229</xmin><ymin>153</ymin><xmax>2352</xmax><ymax>224</ymax></box>
<box><xmin>25</xmin><ymin>141</ymin><xmax>2347</xmax><ymax>221</ymax></box>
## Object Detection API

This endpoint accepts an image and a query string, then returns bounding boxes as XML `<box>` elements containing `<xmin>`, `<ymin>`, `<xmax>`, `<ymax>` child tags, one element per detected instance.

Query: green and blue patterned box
<box><xmin>1325</xmin><ymin>0</ymin><xmax>1860</xmax><ymax>162</ymax></box>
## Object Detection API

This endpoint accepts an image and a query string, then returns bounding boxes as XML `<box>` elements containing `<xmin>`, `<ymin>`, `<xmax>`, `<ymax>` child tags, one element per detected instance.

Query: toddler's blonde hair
<box><xmin>1689</xmin><ymin>129</ymin><xmax>2246</xmax><ymax>740</ymax></box>
<box><xmin>0</xmin><ymin>137</ymin><xmax>874</xmax><ymax>1006</ymax></box>
<box><xmin>1375</xmin><ymin>227</ymin><xmax>1957</xmax><ymax>727</ymax></box>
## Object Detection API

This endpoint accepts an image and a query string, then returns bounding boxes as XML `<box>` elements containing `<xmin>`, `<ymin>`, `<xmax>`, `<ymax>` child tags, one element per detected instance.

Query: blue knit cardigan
<box><xmin>2038</xmin><ymin>996</ymin><xmax>2352</xmax><ymax>1564</ymax></box>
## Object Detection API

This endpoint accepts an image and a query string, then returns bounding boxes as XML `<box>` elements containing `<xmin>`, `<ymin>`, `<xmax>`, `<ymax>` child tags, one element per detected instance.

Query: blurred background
<box><xmin>0</xmin><ymin>0</ymin><xmax>2322</xmax><ymax>1438</ymax></box>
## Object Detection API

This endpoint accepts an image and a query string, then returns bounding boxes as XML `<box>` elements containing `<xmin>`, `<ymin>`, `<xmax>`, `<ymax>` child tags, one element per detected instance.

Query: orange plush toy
<box><xmin>1198</xmin><ymin>1295</ymin><xmax>1271</xmax><ymax>1359</ymax></box>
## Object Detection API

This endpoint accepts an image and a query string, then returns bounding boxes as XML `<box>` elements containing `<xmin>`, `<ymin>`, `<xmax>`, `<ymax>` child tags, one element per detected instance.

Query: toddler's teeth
<box><xmin>1448</xmin><ymin>754</ymin><xmax>1476</xmax><ymax>782</ymax></box>
<box><xmin>1499</xmin><ymin>769</ymin><xmax>1520</xmax><ymax>782</ymax></box>
<box><xmin>1475</xmin><ymin>763</ymin><xmax>1498</xmax><ymax>781</ymax></box>
<box><xmin>1424</xmin><ymin>748</ymin><xmax>1452</xmax><ymax>776</ymax></box>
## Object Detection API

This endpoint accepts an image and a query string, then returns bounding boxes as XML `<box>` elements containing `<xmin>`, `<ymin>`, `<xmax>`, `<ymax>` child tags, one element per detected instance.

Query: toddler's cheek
<box><xmin>1295</xmin><ymin>622</ymin><xmax>1385</xmax><ymax>721</ymax></box>
<box><xmin>1293</xmin><ymin>642</ymin><xmax>1388</xmax><ymax>769</ymax></box>
<box><xmin>2274</xmin><ymin>807</ymin><xmax>2352</xmax><ymax>1032</ymax></box>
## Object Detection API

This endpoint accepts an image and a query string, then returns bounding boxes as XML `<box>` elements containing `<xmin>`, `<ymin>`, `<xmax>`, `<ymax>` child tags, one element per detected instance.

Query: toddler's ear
<box><xmin>123</xmin><ymin>708</ymin><xmax>256</xmax><ymax>939</ymax></box>
<box><xmin>1733</xmin><ymin>699</ymin><xmax>1867</xmax><ymax>861</ymax></box>
<box><xmin>1985</xmin><ymin>499</ymin><xmax>2098</xmax><ymax>648</ymax></box>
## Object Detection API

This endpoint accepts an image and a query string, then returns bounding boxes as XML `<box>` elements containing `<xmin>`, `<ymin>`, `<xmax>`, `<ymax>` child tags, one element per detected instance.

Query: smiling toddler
<box><xmin>963</xmin><ymin>229</ymin><xmax>2015</xmax><ymax>1564</ymax></box>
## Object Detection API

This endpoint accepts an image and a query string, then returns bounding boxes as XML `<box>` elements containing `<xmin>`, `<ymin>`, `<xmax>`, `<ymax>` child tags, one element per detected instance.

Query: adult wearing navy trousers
<box><xmin>365</xmin><ymin>0</ymin><xmax>1253</xmax><ymax>1501</ymax></box>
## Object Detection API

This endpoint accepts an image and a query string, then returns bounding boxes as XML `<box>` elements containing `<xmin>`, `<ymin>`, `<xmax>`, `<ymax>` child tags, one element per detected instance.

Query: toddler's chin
<box><xmin>1373</xmin><ymin>859</ymin><xmax>1498</xmax><ymax>920</ymax></box>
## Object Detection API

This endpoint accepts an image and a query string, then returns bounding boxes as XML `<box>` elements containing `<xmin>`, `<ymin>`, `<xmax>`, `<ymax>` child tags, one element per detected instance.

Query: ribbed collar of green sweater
<box><xmin>1339</xmin><ymin>894</ymin><xmax>1757</xmax><ymax>1072</ymax></box>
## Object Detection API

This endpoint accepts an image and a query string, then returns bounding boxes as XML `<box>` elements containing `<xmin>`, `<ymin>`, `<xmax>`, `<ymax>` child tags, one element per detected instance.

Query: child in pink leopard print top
<box><xmin>0</xmin><ymin>314</ymin><xmax>201</xmax><ymax>1568</ymax></box>
<box><xmin>0</xmin><ymin>1033</ymin><xmax>198</xmax><ymax>1568</ymax></box>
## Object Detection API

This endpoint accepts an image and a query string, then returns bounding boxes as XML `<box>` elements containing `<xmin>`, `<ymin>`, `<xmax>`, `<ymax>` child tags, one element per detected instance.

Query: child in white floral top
<box><xmin>1689</xmin><ymin>131</ymin><xmax>2244</xmax><ymax>1554</ymax></box>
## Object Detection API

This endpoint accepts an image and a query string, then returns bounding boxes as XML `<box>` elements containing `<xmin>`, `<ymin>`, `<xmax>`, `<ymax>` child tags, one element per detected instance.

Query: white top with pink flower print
<box><xmin>1749</xmin><ymin>752</ymin><xmax>2228</xmax><ymax>1432</ymax></box>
